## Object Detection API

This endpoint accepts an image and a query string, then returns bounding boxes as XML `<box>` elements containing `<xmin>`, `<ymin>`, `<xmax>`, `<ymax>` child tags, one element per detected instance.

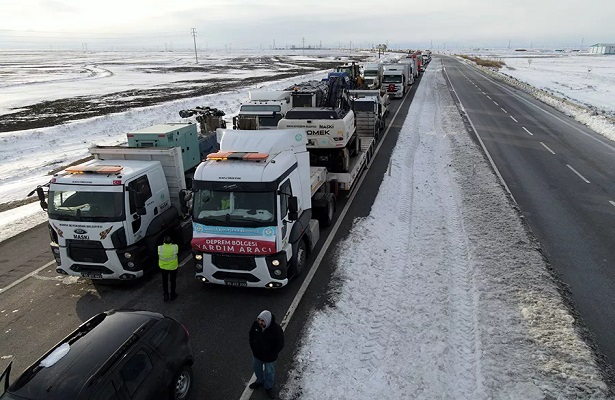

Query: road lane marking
<box><xmin>442</xmin><ymin>63</ymin><xmax>516</xmax><ymax>204</ymax></box>
<box><xmin>510</xmin><ymin>116</ymin><xmax>518</xmax><ymax>123</ymax></box>
<box><xmin>493</xmin><ymin>101</ymin><xmax>499</xmax><ymax>106</ymax></box>
<box><xmin>566</xmin><ymin>164</ymin><xmax>591</xmax><ymax>183</ymax></box>
<box><xmin>0</xmin><ymin>261</ymin><xmax>56</xmax><ymax>294</ymax></box>
<box><xmin>487</xmin><ymin>95</ymin><xmax>492</xmax><ymax>99</ymax></box>
<box><xmin>540</xmin><ymin>142</ymin><xmax>556</xmax><ymax>155</ymax></box>
<box><xmin>501</xmin><ymin>107</ymin><xmax>508</xmax><ymax>114</ymax></box>
<box><xmin>610</xmin><ymin>201</ymin><xmax>615</xmax><ymax>207</ymax></box>
<box><xmin>522</xmin><ymin>127</ymin><xmax>534</xmax><ymax>136</ymax></box>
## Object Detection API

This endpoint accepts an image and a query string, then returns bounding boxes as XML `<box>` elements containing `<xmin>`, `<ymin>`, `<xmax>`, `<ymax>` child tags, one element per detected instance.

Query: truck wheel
<box><xmin>315</xmin><ymin>194</ymin><xmax>335</xmax><ymax>228</ymax></box>
<box><xmin>337</xmin><ymin>148</ymin><xmax>350</xmax><ymax>172</ymax></box>
<box><xmin>291</xmin><ymin>239</ymin><xmax>307</xmax><ymax>277</ymax></box>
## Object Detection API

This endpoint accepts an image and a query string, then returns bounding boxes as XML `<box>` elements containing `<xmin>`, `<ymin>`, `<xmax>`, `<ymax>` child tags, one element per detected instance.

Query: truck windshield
<box><xmin>193</xmin><ymin>189</ymin><xmax>275</xmax><ymax>227</ymax></box>
<box><xmin>48</xmin><ymin>189</ymin><xmax>125</xmax><ymax>222</ymax></box>
<box><xmin>364</xmin><ymin>70</ymin><xmax>379</xmax><ymax>77</ymax></box>
<box><xmin>382</xmin><ymin>75</ymin><xmax>402</xmax><ymax>83</ymax></box>
<box><xmin>240</xmin><ymin>104</ymin><xmax>282</xmax><ymax>113</ymax></box>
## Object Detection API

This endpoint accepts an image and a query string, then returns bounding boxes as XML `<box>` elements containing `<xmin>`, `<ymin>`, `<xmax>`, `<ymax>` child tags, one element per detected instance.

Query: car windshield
<box><xmin>193</xmin><ymin>189</ymin><xmax>275</xmax><ymax>227</ymax></box>
<box><xmin>48</xmin><ymin>189</ymin><xmax>125</xmax><ymax>222</ymax></box>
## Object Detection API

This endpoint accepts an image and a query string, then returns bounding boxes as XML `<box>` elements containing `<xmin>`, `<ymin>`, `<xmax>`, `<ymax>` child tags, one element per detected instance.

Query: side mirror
<box><xmin>36</xmin><ymin>187</ymin><xmax>48</xmax><ymax>211</ymax></box>
<box><xmin>288</xmin><ymin>196</ymin><xmax>299</xmax><ymax>221</ymax></box>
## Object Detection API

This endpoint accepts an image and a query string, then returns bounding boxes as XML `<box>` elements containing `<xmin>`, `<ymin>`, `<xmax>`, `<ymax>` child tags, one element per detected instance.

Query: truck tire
<box><xmin>291</xmin><ymin>239</ymin><xmax>307</xmax><ymax>277</ymax></box>
<box><xmin>314</xmin><ymin>193</ymin><xmax>335</xmax><ymax>228</ymax></box>
<box><xmin>336</xmin><ymin>148</ymin><xmax>350</xmax><ymax>172</ymax></box>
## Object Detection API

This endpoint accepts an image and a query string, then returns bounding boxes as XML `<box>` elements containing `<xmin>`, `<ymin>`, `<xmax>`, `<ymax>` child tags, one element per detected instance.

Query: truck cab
<box><xmin>191</xmin><ymin>129</ymin><xmax>323</xmax><ymax>289</ymax></box>
<box><xmin>48</xmin><ymin>160</ymin><xmax>179</xmax><ymax>280</ymax></box>
<box><xmin>362</xmin><ymin>63</ymin><xmax>383</xmax><ymax>90</ymax></box>
<box><xmin>37</xmin><ymin>123</ymin><xmax>196</xmax><ymax>281</ymax></box>
<box><xmin>233</xmin><ymin>90</ymin><xmax>292</xmax><ymax>130</ymax></box>
<box><xmin>381</xmin><ymin>69</ymin><xmax>405</xmax><ymax>98</ymax></box>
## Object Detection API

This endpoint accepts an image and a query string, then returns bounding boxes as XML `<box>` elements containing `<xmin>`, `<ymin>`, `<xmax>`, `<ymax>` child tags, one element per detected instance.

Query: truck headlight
<box><xmin>124</xmin><ymin>252</ymin><xmax>132</xmax><ymax>259</ymax></box>
<box><xmin>273</xmin><ymin>269</ymin><xmax>282</xmax><ymax>276</ymax></box>
<box><xmin>195</xmin><ymin>254</ymin><xmax>203</xmax><ymax>261</ymax></box>
<box><xmin>272</xmin><ymin>260</ymin><xmax>280</xmax><ymax>266</ymax></box>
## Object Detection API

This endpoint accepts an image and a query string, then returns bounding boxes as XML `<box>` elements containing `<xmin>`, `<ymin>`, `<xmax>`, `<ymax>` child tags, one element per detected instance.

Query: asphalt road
<box><xmin>0</xmin><ymin>75</ymin><xmax>420</xmax><ymax>399</ymax></box>
<box><xmin>441</xmin><ymin>56</ymin><xmax>615</xmax><ymax>377</ymax></box>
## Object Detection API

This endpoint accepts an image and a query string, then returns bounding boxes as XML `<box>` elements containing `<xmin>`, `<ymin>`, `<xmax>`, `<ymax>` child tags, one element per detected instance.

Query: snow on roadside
<box><xmin>281</xmin><ymin>59</ymin><xmax>609</xmax><ymax>399</ymax></box>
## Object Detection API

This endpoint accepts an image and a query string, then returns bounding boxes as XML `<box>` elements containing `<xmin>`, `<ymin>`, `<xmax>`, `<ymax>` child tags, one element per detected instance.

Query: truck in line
<box><xmin>191</xmin><ymin>129</ymin><xmax>342</xmax><ymax>288</ymax></box>
<box><xmin>362</xmin><ymin>62</ymin><xmax>384</xmax><ymax>90</ymax></box>
<box><xmin>381</xmin><ymin>64</ymin><xmax>410</xmax><ymax>99</ymax></box>
<box><xmin>30</xmin><ymin>123</ymin><xmax>199</xmax><ymax>281</ymax></box>
<box><xmin>349</xmin><ymin>90</ymin><xmax>390</xmax><ymax>141</ymax></box>
<box><xmin>232</xmin><ymin>90</ymin><xmax>292</xmax><ymax>130</ymax></box>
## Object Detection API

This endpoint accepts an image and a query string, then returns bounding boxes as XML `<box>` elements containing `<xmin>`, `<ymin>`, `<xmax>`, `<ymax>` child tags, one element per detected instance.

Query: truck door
<box><xmin>127</xmin><ymin>175</ymin><xmax>153</xmax><ymax>241</ymax></box>
<box><xmin>279</xmin><ymin>180</ymin><xmax>292</xmax><ymax>243</ymax></box>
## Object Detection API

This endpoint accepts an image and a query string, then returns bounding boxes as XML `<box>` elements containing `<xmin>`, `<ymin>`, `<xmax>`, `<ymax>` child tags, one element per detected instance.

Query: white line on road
<box><xmin>501</xmin><ymin>107</ymin><xmax>508</xmax><ymax>114</ymax></box>
<box><xmin>0</xmin><ymin>261</ymin><xmax>56</xmax><ymax>294</ymax></box>
<box><xmin>610</xmin><ymin>200</ymin><xmax>615</xmax><ymax>207</ymax></box>
<box><xmin>522</xmin><ymin>127</ymin><xmax>534</xmax><ymax>136</ymax></box>
<box><xmin>442</xmin><ymin>64</ymin><xmax>516</xmax><ymax>204</ymax></box>
<box><xmin>510</xmin><ymin>116</ymin><xmax>518</xmax><ymax>123</ymax></box>
<box><xmin>566</xmin><ymin>164</ymin><xmax>591</xmax><ymax>183</ymax></box>
<box><xmin>540</xmin><ymin>142</ymin><xmax>556</xmax><ymax>155</ymax></box>
<box><xmin>487</xmin><ymin>95</ymin><xmax>492</xmax><ymax>99</ymax></box>
<box><xmin>493</xmin><ymin>101</ymin><xmax>499</xmax><ymax>106</ymax></box>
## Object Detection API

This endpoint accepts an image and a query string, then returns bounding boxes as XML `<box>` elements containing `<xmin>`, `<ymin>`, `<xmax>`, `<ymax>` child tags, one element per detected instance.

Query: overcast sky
<box><xmin>1</xmin><ymin>0</ymin><xmax>613</xmax><ymax>51</ymax></box>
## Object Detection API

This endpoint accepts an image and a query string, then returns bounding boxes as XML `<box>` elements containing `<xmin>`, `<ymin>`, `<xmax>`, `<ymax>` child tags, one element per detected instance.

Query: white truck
<box><xmin>30</xmin><ymin>123</ymin><xmax>196</xmax><ymax>281</ymax></box>
<box><xmin>362</xmin><ymin>63</ymin><xmax>384</xmax><ymax>90</ymax></box>
<box><xmin>381</xmin><ymin>66</ymin><xmax>406</xmax><ymax>99</ymax></box>
<box><xmin>191</xmin><ymin>129</ymin><xmax>339</xmax><ymax>289</ymax></box>
<box><xmin>349</xmin><ymin>90</ymin><xmax>390</xmax><ymax>141</ymax></box>
<box><xmin>232</xmin><ymin>90</ymin><xmax>292</xmax><ymax>130</ymax></box>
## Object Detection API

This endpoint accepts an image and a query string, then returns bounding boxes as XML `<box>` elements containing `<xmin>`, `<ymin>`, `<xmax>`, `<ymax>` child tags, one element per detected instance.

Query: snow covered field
<box><xmin>0</xmin><ymin>51</ymin><xmax>613</xmax><ymax>398</ymax></box>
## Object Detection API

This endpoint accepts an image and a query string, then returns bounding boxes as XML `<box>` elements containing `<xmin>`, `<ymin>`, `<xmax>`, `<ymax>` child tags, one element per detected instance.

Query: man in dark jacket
<box><xmin>249</xmin><ymin>310</ymin><xmax>284</xmax><ymax>399</ymax></box>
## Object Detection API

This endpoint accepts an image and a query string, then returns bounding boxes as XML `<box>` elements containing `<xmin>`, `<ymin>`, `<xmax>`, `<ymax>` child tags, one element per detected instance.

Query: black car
<box><xmin>0</xmin><ymin>310</ymin><xmax>194</xmax><ymax>400</ymax></box>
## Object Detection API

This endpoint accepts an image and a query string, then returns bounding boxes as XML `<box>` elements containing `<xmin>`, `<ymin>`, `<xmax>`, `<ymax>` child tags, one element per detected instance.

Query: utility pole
<box><xmin>191</xmin><ymin>28</ymin><xmax>199</xmax><ymax>64</ymax></box>
<box><xmin>273</xmin><ymin>39</ymin><xmax>276</xmax><ymax>49</ymax></box>
<box><xmin>302</xmin><ymin>37</ymin><xmax>305</xmax><ymax>56</ymax></box>
<box><xmin>508</xmin><ymin>39</ymin><xmax>511</xmax><ymax>49</ymax></box>
<box><xmin>349</xmin><ymin>41</ymin><xmax>352</xmax><ymax>54</ymax></box>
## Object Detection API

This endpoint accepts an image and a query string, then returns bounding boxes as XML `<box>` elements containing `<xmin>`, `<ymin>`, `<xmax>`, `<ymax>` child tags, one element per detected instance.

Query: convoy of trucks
<box><xmin>31</xmin><ymin>55</ymin><xmax>425</xmax><ymax>287</ymax></box>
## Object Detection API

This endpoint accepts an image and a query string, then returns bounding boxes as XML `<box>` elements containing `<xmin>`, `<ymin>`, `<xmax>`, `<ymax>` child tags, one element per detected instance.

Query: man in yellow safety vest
<box><xmin>158</xmin><ymin>236</ymin><xmax>179</xmax><ymax>301</ymax></box>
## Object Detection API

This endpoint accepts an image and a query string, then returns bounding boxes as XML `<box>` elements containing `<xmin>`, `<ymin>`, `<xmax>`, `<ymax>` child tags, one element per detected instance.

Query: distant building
<box><xmin>589</xmin><ymin>43</ymin><xmax>615</xmax><ymax>54</ymax></box>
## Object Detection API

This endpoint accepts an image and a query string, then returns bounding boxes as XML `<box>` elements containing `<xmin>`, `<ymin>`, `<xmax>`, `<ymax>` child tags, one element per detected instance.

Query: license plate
<box><xmin>81</xmin><ymin>272</ymin><xmax>102</xmax><ymax>279</ymax></box>
<box><xmin>224</xmin><ymin>280</ymin><xmax>247</xmax><ymax>287</ymax></box>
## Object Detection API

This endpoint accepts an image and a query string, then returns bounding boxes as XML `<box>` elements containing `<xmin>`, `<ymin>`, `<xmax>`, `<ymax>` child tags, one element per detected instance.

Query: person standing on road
<box><xmin>158</xmin><ymin>236</ymin><xmax>179</xmax><ymax>301</ymax></box>
<box><xmin>249</xmin><ymin>310</ymin><xmax>284</xmax><ymax>399</ymax></box>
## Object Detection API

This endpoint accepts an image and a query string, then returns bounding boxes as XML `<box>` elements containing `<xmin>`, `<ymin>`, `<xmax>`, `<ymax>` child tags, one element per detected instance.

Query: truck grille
<box><xmin>211</xmin><ymin>254</ymin><xmax>256</xmax><ymax>271</ymax></box>
<box><xmin>67</xmin><ymin>240</ymin><xmax>108</xmax><ymax>263</ymax></box>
